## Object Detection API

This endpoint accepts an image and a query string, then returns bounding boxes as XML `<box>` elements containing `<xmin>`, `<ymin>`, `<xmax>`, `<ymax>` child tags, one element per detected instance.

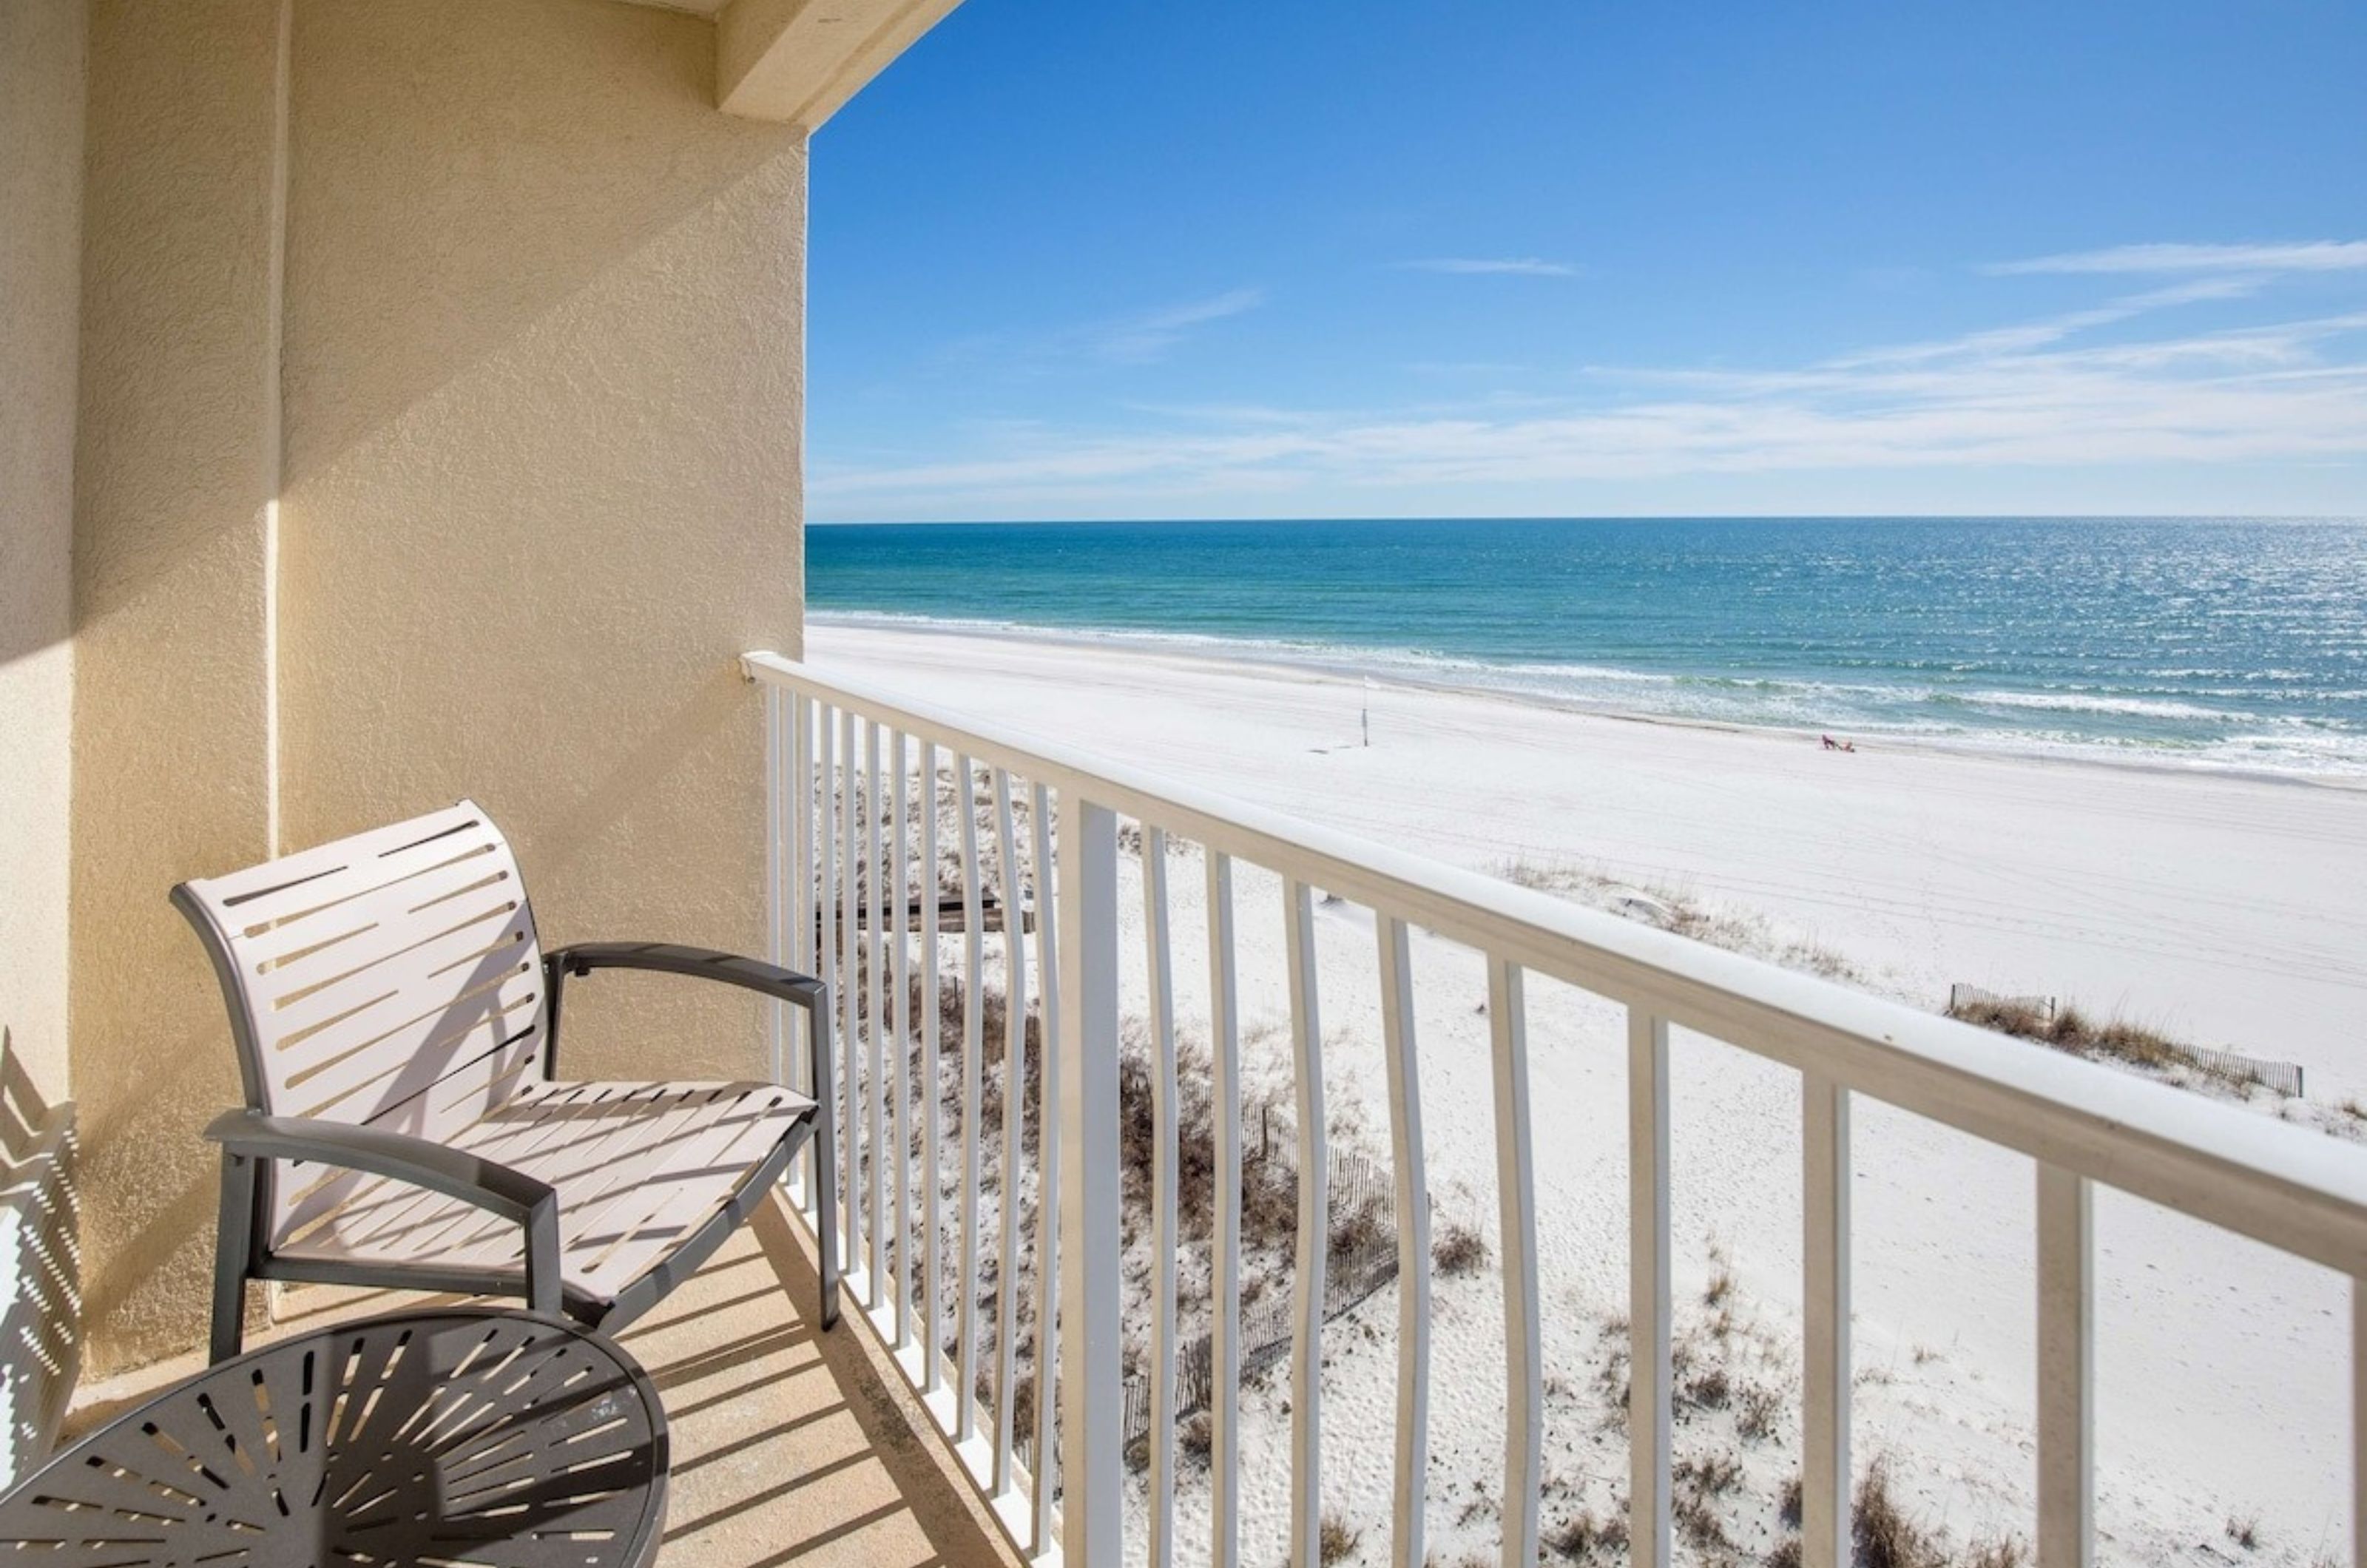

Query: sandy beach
<box><xmin>811</xmin><ymin>618</ymin><xmax>2367</xmax><ymax>1565</ymax></box>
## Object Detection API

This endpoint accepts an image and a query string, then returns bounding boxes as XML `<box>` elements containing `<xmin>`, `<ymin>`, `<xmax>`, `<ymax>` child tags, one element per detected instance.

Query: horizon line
<box><xmin>806</xmin><ymin>512</ymin><xmax>2367</xmax><ymax>527</ymax></box>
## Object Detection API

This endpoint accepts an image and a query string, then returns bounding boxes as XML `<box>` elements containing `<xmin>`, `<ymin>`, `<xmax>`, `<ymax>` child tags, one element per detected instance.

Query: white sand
<box><xmin>811</xmin><ymin>618</ymin><xmax>2367</xmax><ymax>1566</ymax></box>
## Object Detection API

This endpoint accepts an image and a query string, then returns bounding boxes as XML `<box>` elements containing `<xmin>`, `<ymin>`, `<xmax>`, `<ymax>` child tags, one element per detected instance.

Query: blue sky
<box><xmin>807</xmin><ymin>3</ymin><xmax>2367</xmax><ymax>521</ymax></box>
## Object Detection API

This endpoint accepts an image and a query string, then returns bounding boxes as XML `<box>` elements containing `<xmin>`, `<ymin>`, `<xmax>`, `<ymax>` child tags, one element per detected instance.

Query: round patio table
<box><xmin>0</xmin><ymin>1308</ymin><xmax>669</xmax><ymax>1568</ymax></box>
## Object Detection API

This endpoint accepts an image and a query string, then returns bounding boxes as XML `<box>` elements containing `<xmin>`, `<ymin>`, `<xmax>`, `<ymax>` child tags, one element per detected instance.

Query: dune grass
<box><xmin>1947</xmin><ymin>993</ymin><xmax>2263</xmax><ymax>1092</ymax></box>
<box><xmin>1497</xmin><ymin>856</ymin><xmax>1865</xmax><ymax>984</ymax></box>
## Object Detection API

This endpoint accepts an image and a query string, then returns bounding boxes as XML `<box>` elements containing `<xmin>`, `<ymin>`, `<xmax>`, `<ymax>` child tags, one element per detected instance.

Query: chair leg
<box><xmin>804</xmin><ymin>991</ymin><xmax>841</xmax><ymax>1332</ymax></box>
<box><xmin>812</xmin><ymin>1111</ymin><xmax>840</xmax><ymax>1331</ymax></box>
<box><xmin>212</xmin><ymin>1152</ymin><xmax>259</xmax><ymax>1363</ymax></box>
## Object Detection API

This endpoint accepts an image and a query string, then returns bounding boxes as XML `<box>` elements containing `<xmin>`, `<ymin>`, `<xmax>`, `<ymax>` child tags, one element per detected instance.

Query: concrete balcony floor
<box><xmin>65</xmin><ymin>1197</ymin><xmax>1023</xmax><ymax>1568</ymax></box>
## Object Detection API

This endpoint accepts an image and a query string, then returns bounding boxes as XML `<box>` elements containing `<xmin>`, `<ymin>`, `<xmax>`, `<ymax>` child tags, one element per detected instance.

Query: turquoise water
<box><xmin>808</xmin><ymin>518</ymin><xmax>2367</xmax><ymax>777</ymax></box>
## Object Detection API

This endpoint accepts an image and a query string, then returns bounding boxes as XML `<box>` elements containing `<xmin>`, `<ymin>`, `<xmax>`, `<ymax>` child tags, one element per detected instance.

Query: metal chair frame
<box><xmin>174</xmin><ymin>802</ymin><xmax>840</xmax><ymax>1362</ymax></box>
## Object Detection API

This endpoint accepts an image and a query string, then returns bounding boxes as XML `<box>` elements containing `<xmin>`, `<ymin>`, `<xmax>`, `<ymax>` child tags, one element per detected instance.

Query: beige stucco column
<box><xmin>69</xmin><ymin>0</ymin><xmax>820</xmax><ymax>1373</ymax></box>
<box><xmin>274</xmin><ymin>0</ymin><xmax>808</xmax><ymax>1082</ymax></box>
<box><xmin>68</xmin><ymin>0</ymin><xmax>288</xmax><ymax>1373</ymax></box>
<box><xmin>0</xmin><ymin>0</ymin><xmax>86</xmax><ymax>1111</ymax></box>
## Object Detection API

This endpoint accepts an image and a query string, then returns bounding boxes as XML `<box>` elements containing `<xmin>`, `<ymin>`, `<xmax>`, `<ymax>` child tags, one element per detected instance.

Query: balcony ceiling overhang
<box><xmin>617</xmin><ymin>0</ymin><xmax>962</xmax><ymax>127</ymax></box>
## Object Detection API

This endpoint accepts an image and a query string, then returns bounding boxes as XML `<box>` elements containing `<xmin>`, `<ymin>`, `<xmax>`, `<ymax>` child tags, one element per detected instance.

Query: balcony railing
<box><xmin>742</xmin><ymin>649</ymin><xmax>2367</xmax><ymax>1568</ymax></box>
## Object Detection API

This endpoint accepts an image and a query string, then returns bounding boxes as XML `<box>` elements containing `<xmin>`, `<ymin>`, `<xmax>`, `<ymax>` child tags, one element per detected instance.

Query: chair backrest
<box><xmin>172</xmin><ymin>802</ymin><xmax>548</xmax><ymax>1238</ymax></box>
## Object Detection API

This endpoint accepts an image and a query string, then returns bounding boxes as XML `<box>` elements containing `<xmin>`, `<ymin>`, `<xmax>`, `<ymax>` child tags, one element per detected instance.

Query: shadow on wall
<box><xmin>1</xmin><ymin>1029</ymin><xmax>82</xmax><ymax>1488</ymax></box>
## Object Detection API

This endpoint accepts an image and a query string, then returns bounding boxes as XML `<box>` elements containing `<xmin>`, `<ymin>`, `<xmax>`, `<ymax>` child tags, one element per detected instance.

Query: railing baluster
<box><xmin>840</xmin><ymin>707</ymin><xmax>862</xmax><ymax>1283</ymax></box>
<box><xmin>1492</xmin><ymin>959</ymin><xmax>1541</xmax><ymax>1568</ymax></box>
<box><xmin>1206</xmin><ymin>849</ymin><xmax>1242</xmax><ymax>1568</ymax></box>
<box><xmin>1283</xmin><ymin>879</ymin><xmax>1327</xmax><ymax>1568</ymax></box>
<box><xmin>817</xmin><ymin>704</ymin><xmax>834</xmax><ymax>1225</ymax></box>
<box><xmin>765</xmin><ymin>684</ymin><xmax>786</xmax><ymax>1090</ymax></box>
<box><xmin>791</xmin><ymin>692</ymin><xmax>816</xmax><ymax>1209</ymax></box>
<box><xmin>818</xmin><ymin>706</ymin><xmax>842</xmax><ymax>1251</ymax></box>
<box><xmin>1627</xmin><ymin>1007</ymin><xmax>1672</xmax><ymax>1568</ymax></box>
<box><xmin>1030</xmin><ymin>783</ymin><xmax>1064</xmax><ymax>1552</ymax></box>
<box><xmin>892</xmin><ymin>729</ymin><xmax>914</xmax><ymax>1352</ymax></box>
<box><xmin>1803</xmin><ymin>1072</ymin><xmax>1851</xmax><ymax>1567</ymax></box>
<box><xmin>791</xmin><ymin>692</ymin><xmax>811</xmax><ymax>996</ymax></box>
<box><xmin>990</xmin><ymin>766</ymin><xmax>1026</xmax><ymax>1498</ymax></box>
<box><xmin>2354</xmin><ymin>1277</ymin><xmax>2365</xmax><ymax>1568</ymax></box>
<box><xmin>2037</xmin><ymin>1164</ymin><xmax>2094</xmax><ymax>1568</ymax></box>
<box><xmin>1144</xmin><ymin>827</ymin><xmax>1181</xmax><ymax>1568</ymax></box>
<box><xmin>1377</xmin><ymin>916</ymin><xmax>1429</xmax><ymax>1568</ymax></box>
<box><xmin>920</xmin><ymin>740</ymin><xmax>944</xmax><ymax>1396</ymax></box>
<box><xmin>956</xmin><ymin>755</ymin><xmax>986</xmax><ymax>1447</ymax></box>
<box><xmin>1055</xmin><ymin>792</ymin><xmax>1121</xmax><ymax>1568</ymax></box>
<box><xmin>868</xmin><ymin>723</ymin><xmax>888</xmax><ymax>1311</ymax></box>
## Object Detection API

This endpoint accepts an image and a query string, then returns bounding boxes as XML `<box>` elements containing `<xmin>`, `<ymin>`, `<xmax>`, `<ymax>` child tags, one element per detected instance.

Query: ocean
<box><xmin>807</xmin><ymin>517</ymin><xmax>2367</xmax><ymax>778</ymax></box>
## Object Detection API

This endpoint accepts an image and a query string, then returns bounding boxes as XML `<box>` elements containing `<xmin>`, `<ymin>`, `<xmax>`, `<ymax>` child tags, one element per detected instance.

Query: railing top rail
<box><xmin>746</xmin><ymin>651</ymin><xmax>2367</xmax><ymax>1277</ymax></box>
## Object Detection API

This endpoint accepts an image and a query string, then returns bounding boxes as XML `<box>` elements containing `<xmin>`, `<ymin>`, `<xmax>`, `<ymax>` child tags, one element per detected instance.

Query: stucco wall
<box><xmin>277</xmin><ymin>0</ymin><xmax>807</xmax><ymax>1081</ymax></box>
<box><xmin>68</xmin><ymin>0</ymin><xmax>808</xmax><ymax>1373</ymax></box>
<box><xmin>0</xmin><ymin>0</ymin><xmax>87</xmax><ymax>1106</ymax></box>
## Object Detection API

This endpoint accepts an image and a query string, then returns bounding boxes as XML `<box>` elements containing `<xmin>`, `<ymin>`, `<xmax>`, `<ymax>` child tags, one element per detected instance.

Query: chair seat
<box><xmin>274</xmin><ymin>1079</ymin><xmax>815</xmax><ymax>1308</ymax></box>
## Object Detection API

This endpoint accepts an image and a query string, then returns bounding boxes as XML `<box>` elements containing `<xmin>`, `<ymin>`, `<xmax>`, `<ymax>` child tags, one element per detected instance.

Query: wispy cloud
<box><xmin>820</xmin><ymin>334</ymin><xmax>2366</xmax><ymax>510</ymax></box>
<box><xmin>1991</xmin><ymin>241</ymin><xmax>2367</xmax><ymax>276</ymax></box>
<box><xmin>933</xmin><ymin>288</ymin><xmax>1266</xmax><ymax>377</ymax></box>
<box><xmin>819</xmin><ymin>251</ymin><xmax>2367</xmax><ymax>516</ymax></box>
<box><xmin>1118</xmin><ymin>399</ymin><xmax>1329</xmax><ymax>426</ymax></box>
<box><xmin>1092</xmin><ymin>288</ymin><xmax>1266</xmax><ymax>362</ymax></box>
<box><xmin>1398</xmin><ymin>257</ymin><xmax>1582</xmax><ymax>277</ymax></box>
<box><xmin>1824</xmin><ymin>278</ymin><xmax>2257</xmax><ymax>367</ymax></box>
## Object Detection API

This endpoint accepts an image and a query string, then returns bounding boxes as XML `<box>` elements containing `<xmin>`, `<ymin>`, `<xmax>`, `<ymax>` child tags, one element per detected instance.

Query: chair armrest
<box><xmin>204</xmin><ymin>1109</ymin><xmax>562</xmax><ymax>1314</ymax></box>
<box><xmin>546</xmin><ymin>943</ymin><xmax>826</xmax><ymax>1007</ymax></box>
<box><xmin>541</xmin><ymin>944</ymin><xmax>832</xmax><ymax>1123</ymax></box>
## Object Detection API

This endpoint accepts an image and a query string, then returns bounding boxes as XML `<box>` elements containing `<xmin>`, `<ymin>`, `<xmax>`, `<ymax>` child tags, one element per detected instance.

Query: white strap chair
<box><xmin>173</xmin><ymin>802</ymin><xmax>837</xmax><ymax>1362</ymax></box>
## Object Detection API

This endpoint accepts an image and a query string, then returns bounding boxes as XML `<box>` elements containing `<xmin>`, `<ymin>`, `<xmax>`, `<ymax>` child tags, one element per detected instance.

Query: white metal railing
<box><xmin>745</xmin><ymin>649</ymin><xmax>2367</xmax><ymax>1568</ymax></box>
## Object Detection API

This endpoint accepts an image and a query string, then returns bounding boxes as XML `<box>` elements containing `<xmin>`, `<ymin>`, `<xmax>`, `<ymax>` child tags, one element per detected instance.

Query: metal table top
<box><xmin>0</xmin><ymin>1308</ymin><xmax>669</xmax><ymax>1568</ymax></box>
